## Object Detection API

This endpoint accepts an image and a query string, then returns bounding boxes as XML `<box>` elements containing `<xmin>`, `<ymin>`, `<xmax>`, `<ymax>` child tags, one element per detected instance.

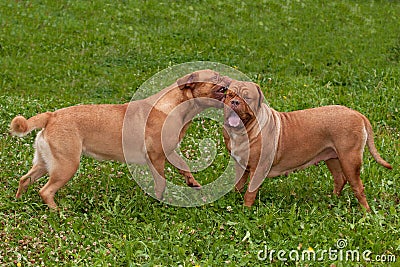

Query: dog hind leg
<box><xmin>37</xmin><ymin>133</ymin><xmax>81</xmax><ymax>210</ymax></box>
<box><xmin>326</xmin><ymin>158</ymin><xmax>347</xmax><ymax>196</ymax></box>
<box><xmin>16</xmin><ymin>131</ymin><xmax>49</xmax><ymax>199</ymax></box>
<box><xmin>338</xmin><ymin>153</ymin><xmax>370</xmax><ymax>211</ymax></box>
<box><xmin>16</xmin><ymin>156</ymin><xmax>47</xmax><ymax>198</ymax></box>
<box><xmin>39</xmin><ymin>159</ymin><xmax>80</xmax><ymax>210</ymax></box>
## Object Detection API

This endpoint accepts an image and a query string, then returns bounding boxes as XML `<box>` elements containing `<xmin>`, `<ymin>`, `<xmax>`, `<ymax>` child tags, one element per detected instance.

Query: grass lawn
<box><xmin>1</xmin><ymin>0</ymin><xmax>399</xmax><ymax>266</ymax></box>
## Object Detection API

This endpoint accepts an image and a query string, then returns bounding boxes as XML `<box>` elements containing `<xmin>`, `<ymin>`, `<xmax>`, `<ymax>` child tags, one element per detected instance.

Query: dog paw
<box><xmin>187</xmin><ymin>180</ymin><xmax>202</xmax><ymax>189</ymax></box>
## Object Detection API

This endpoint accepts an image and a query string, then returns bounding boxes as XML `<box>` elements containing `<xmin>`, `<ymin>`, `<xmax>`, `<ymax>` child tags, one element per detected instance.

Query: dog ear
<box><xmin>248</xmin><ymin>108</ymin><xmax>279</xmax><ymax>193</ymax></box>
<box><xmin>256</xmin><ymin>84</ymin><xmax>265</xmax><ymax>108</ymax></box>
<box><xmin>177</xmin><ymin>73</ymin><xmax>196</xmax><ymax>90</ymax></box>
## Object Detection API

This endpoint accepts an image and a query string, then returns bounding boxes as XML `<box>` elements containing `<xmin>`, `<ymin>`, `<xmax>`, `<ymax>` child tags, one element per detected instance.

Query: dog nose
<box><xmin>231</xmin><ymin>99</ymin><xmax>240</xmax><ymax>106</ymax></box>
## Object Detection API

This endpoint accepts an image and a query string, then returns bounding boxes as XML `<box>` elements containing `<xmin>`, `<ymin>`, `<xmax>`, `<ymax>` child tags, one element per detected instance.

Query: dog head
<box><xmin>224</xmin><ymin>80</ymin><xmax>264</xmax><ymax>129</ymax></box>
<box><xmin>177</xmin><ymin>69</ymin><xmax>232</xmax><ymax>107</ymax></box>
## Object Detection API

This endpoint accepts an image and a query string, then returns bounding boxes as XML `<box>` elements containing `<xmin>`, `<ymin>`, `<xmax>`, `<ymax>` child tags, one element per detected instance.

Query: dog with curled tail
<box><xmin>10</xmin><ymin>69</ymin><xmax>232</xmax><ymax>209</ymax></box>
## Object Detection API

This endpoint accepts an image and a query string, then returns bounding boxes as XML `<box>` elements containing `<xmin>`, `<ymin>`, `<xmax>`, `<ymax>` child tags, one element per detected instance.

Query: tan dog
<box><xmin>10</xmin><ymin>69</ymin><xmax>232</xmax><ymax>209</ymax></box>
<box><xmin>223</xmin><ymin>80</ymin><xmax>392</xmax><ymax>211</ymax></box>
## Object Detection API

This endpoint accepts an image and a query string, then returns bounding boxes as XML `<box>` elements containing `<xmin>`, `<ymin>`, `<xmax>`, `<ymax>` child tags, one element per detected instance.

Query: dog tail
<box><xmin>363</xmin><ymin>116</ymin><xmax>393</xmax><ymax>169</ymax></box>
<box><xmin>10</xmin><ymin>112</ymin><xmax>52</xmax><ymax>137</ymax></box>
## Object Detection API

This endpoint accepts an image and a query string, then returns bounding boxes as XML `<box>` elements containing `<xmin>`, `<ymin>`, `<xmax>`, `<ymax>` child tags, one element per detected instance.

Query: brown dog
<box><xmin>223</xmin><ymin>80</ymin><xmax>392</xmax><ymax>211</ymax></box>
<box><xmin>10</xmin><ymin>69</ymin><xmax>232</xmax><ymax>209</ymax></box>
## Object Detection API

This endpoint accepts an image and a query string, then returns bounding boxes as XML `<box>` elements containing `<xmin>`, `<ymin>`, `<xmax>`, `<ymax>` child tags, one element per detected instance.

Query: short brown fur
<box><xmin>223</xmin><ymin>80</ymin><xmax>392</xmax><ymax>211</ymax></box>
<box><xmin>11</xmin><ymin>70</ymin><xmax>232</xmax><ymax>209</ymax></box>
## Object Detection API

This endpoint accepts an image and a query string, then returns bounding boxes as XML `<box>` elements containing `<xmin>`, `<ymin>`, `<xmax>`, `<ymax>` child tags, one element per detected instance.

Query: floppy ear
<box><xmin>255</xmin><ymin>84</ymin><xmax>265</xmax><ymax>108</ymax></box>
<box><xmin>248</xmin><ymin>109</ymin><xmax>280</xmax><ymax>192</ymax></box>
<box><xmin>176</xmin><ymin>73</ymin><xmax>196</xmax><ymax>90</ymax></box>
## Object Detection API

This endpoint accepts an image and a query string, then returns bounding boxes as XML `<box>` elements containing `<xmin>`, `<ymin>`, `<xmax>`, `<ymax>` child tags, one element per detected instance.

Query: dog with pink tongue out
<box><xmin>223</xmin><ymin>80</ymin><xmax>392</xmax><ymax>211</ymax></box>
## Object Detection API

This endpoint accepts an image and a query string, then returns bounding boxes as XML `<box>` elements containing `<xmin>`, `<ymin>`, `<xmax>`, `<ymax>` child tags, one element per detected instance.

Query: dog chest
<box><xmin>229</xmin><ymin>132</ymin><xmax>250</xmax><ymax>170</ymax></box>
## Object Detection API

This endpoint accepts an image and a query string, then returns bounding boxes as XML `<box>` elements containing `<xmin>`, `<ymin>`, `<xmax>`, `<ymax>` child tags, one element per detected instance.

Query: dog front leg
<box><xmin>235</xmin><ymin>162</ymin><xmax>248</xmax><ymax>192</ymax></box>
<box><xmin>243</xmin><ymin>170</ymin><xmax>261</xmax><ymax>207</ymax></box>
<box><xmin>146</xmin><ymin>153</ymin><xmax>167</xmax><ymax>200</ymax></box>
<box><xmin>167</xmin><ymin>151</ymin><xmax>201</xmax><ymax>188</ymax></box>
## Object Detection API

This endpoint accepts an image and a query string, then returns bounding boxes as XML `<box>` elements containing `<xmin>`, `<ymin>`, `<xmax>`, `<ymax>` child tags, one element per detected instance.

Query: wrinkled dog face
<box><xmin>224</xmin><ymin>80</ymin><xmax>263</xmax><ymax>128</ymax></box>
<box><xmin>177</xmin><ymin>69</ymin><xmax>232</xmax><ymax>107</ymax></box>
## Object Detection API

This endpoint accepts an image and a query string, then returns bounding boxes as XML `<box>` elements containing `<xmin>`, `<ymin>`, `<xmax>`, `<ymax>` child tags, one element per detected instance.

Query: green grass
<box><xmin>1</xmin><ymin>0</ymin><xmax>399</xmax><ymax>266</ymax></box>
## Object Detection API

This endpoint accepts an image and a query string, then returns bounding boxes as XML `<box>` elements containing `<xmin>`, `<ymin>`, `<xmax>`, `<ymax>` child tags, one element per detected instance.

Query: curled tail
<box><xmin>363</xmin><ymin>116</ymin><xmax>393</xmax><ymax>169</ymax></box>
<box><xmin>10</xmin><ymin>112</ymin><xmax>52</xmax><ymax>137</ymax></box>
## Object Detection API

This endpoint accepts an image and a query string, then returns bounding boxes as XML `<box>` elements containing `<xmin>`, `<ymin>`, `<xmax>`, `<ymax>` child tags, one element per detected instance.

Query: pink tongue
<box><xmin>228</xmin><ymin>112</ymin><xmax>241</xmax><ymax>127</ymax></box>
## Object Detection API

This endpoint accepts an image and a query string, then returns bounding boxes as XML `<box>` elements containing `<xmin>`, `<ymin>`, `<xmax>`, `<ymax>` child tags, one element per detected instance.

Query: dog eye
<box><xmin>217</xmin><ymin>86</ymin><xmax>228</xmax><ymax>93</ymax></box>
